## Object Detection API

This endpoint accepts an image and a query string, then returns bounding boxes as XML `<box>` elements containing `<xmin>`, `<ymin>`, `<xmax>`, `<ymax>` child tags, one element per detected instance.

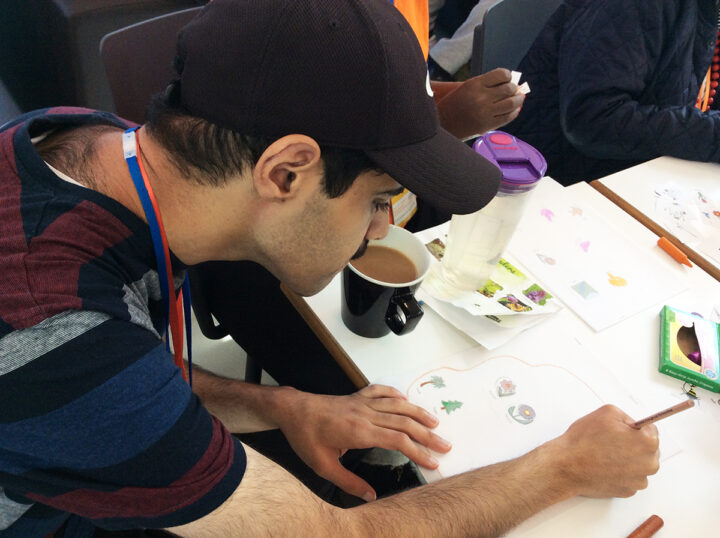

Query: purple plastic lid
<box><xmin>472</xmin><ymin>131</ymin><xmax>547</xmax><ymax>185</ymax></box>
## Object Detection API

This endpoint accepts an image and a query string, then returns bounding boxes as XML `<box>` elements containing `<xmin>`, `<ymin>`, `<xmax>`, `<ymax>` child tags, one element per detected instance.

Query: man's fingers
<box><xmin>362</xmin><ymin>419</ymin><xmax>449</xmax><ymax>467</ymax></box>
<box><xmin>316</xmin><ymin>460</ymin><xmax>377</xmax><ymax>502</ymax></box>
<box><xmin>367</xmin><ymin>396</ymin><xmax>439</xmax><ymax>428</ymax></box>
<box><xmin>370</xmin><ymin>410</ymin><xmax>452</xmax><ymax>453</ymax></box>
<box><xmin>359</xmin><ymin>383</ymin><xmax>408</xmax><ymax>400</ymax></box>
<box><xmin>371</xmin><ymin>428</ymin><xmax>442</xmax><ymax>469</ymax></box>
<box><xmin>642</xmin><ymin>423</ymin><xmax>659</xmax><ymax>441</ymax></box>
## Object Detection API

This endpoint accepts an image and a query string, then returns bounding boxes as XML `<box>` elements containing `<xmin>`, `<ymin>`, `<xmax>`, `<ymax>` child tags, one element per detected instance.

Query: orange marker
<box><xmin>657</xmin><ymin>237</ymin><xmax>692</xmax><ymax>267</ymax></box>
<box><xmin>627</xmin><ymin>514</ymin><xmax>664</xmax><ymax>538</ymax></box>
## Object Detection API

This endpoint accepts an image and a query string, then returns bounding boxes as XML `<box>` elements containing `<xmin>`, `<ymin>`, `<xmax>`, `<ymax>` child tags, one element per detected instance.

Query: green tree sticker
<box><xmin>441</xmin><ymin>400</ymin><xmax>463</xmax><ymax>414</ymax></box>
<box><xmin>420</xmin><ymin>375</ymin><xmax>446</xmax><ymax>389</ymax></box>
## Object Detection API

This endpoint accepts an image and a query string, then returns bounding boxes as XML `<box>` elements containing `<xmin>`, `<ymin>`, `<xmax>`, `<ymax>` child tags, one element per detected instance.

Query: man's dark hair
<box><xmin>145</xmin><ymin>83</ymin><xmax>380</xmax><ymax>198</ymax></box>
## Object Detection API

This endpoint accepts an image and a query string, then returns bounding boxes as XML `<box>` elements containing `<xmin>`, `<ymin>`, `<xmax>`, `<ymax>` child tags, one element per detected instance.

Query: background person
<box><xmin>505</xmin><ymin>0</ymin><xmax>720</xmax><ymax>184</ymax></box>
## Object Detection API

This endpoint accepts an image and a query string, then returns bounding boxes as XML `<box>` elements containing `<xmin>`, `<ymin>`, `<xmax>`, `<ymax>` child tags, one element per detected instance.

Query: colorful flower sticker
<box><xmin>540</xmin><ymin>208</ymin><xmax>554</xmax><ymax>222</ymax></box>
<box><xmin>523</xmin><ymin>283</ymin><xmax>552</xmax><ymax>305</ymax></box>
<box><xmin>509</xmin><ymin>404</ymin><xmax>536</xmax><ymax>425</ymax></box>
<box><xmin>498</xmin><ymin>294</ymin><xmax>533</xmax><ymax>312</ymax></box>
<box><xmin>497</xmin><ymin>378</ymin><xmax>516</xmax><ymax>397</ymax></box>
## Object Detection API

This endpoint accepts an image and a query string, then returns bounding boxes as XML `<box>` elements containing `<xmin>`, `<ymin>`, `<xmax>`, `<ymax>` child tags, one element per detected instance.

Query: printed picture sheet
<box><xmin>508</xmin><ymin>180</ymin><xmax>687</xmax><ymax>331</ymax></box>
<box><xmin>421</xmin><ymin>231</ymin><xmax>561</xmax><ymax>318</ymax></box>
<box><xmin>414</xmin><ymin>223</ymin><xmax>561</xmax><ymax>349</ymax></box>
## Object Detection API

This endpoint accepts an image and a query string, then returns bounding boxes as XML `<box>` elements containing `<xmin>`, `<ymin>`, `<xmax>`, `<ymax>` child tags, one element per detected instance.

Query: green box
<box><xmin>659</xmin><ymin>306</ymin><xmax>720</xmax><ymax>392</ymax></box>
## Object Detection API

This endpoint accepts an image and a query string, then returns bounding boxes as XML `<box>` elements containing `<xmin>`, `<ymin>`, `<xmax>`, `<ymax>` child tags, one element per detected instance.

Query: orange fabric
<box><xmin>388</xmin><ymin>2</ymin><xmax>429</xmax><ymax>226</ymax></box>
<box><xmin>696</xmin><ymin>66</ymin><xmax>712</xmax><ymax>112</ymax></box>
<box><xmin>393</xmin><ymin>0</ymin><xmax>429</xmax><ymax>59</ymax></box>
<box><xmin>135</xmin><ymin>134</ymin><xmax>188</xmax><ymax>382</ymax></box>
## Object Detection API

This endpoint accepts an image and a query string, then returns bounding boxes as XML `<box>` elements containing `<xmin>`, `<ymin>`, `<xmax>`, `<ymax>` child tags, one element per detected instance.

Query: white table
<box><xmin>284</xmin><ymin>178</ymin><xmax>720</xmax><ymax>537</ymax></box>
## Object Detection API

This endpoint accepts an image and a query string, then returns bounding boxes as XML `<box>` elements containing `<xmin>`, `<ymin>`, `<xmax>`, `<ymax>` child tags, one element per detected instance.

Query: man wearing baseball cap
<box><xmin>0</xmin><ymin>1</ymin><xmax>659</xmax><ymax>536</ymax></box>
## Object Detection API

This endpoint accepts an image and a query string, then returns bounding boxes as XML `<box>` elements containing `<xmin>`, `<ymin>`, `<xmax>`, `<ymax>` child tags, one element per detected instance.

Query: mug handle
<box><xmin>385</xmin><ymin>290</ymin><xmax>424</xmax><ymax>335</ymax></box>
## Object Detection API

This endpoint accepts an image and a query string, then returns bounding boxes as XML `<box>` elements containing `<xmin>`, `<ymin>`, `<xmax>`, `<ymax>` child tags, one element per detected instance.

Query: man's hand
<box><xmin>547</xmin><ymin>404</ymin><xmax>660</xmax><ymax>498</ymax></box>
<box><xmin>274</xmin><ymin>384</ymin><xmax>451</xmax><ymax>501</ymax></box>
<box><xmin>435</xmin><ymin>68</ymin><xmax>525</xmax><ymax>139</ymax></box>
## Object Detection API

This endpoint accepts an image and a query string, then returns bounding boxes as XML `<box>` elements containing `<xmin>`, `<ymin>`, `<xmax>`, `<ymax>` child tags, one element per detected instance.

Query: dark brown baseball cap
<box><xmin>175</xmin><ymin>0</ymin><xmax>501</xmax><ymax>215</ymax></box>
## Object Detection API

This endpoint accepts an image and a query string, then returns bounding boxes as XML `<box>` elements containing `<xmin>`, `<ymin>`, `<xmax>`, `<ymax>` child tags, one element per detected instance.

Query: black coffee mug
<box><xmin>341</xmin><ymin>225</ymin><xmax>431</xmax><ymax>338</ymax></box>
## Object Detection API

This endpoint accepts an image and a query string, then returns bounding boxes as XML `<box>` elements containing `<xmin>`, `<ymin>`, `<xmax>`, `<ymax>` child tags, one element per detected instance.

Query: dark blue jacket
<box><xmin>506</xmin><ymin>0</ymin><xmax>720</xmax><ymax>184</ymax></box>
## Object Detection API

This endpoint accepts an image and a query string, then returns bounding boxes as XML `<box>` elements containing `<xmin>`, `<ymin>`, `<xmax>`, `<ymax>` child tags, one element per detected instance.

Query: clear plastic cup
<box><xmin>431</xmin><ymin>131</ymin><xmax>546</xmax><ymax>298</ymax></box>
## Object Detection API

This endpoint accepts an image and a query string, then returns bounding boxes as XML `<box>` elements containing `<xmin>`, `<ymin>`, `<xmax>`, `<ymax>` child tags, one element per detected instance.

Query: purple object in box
<box><xmin>473</xmin><ymin>131</ymin><xmax>547</xmax><ymax>192</ymax></box>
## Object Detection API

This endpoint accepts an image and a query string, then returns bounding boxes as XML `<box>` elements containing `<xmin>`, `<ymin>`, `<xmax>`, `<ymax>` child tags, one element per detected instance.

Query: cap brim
<box><xmin>365</xmin><ymin>127</ymin><xmax>502</xmax><ymax>216</ymax></box>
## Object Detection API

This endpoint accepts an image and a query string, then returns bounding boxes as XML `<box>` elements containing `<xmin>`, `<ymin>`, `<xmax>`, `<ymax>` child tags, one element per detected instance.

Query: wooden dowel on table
<box><xmin>590</xmin><ymin>180</ymin><xmax>720</xmax><ymax>282</ymax></box>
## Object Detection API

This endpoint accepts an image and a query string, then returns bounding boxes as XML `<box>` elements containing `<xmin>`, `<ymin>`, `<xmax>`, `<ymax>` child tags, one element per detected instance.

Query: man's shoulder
<box><xmin>0</xmin><ymin>108</ymin><xmax>157</xmax><ymax>334</ymax></box>
<box><xmin>1</xmin><ymin>107</ymin><xmax>131</xmax><ymax>136</ymax></box>
<box><xmin>0</xmin><ymin>185</ymin><xmax>147</xmax><ymax>332</ymax></box>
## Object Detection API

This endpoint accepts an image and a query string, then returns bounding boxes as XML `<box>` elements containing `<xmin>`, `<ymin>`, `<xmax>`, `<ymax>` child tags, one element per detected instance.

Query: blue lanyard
<box><xmin>123</xmin><ymin>128</ymin><xmax>193</xmax><ymax>385</ymax></box>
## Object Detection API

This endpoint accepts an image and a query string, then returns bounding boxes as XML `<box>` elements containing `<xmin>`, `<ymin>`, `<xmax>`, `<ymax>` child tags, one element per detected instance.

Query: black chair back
<box><xmin>99</xmin><ymin>7</ymin><xmax>202</xmax><ymax>123</ymax></box>
<box><xmin>471</xmin><ymin>0</ymin><xmax>563</xmax><ymax>75</ymax></box>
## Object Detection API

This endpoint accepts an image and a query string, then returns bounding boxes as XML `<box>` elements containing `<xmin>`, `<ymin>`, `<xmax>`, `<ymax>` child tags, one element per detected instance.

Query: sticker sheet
<box><xmin>508</xmin><ymin>181</ymin><xmax>687</xmax><ymax>331</ymax></box>
<box><xmin>422</xmin><ymin>234</ymin><xmax>561</xmax><ymax>318</ymax></box>
<box><xmin>414</xmin><ymin>223</ymin><xmax>562</xmax><ymax>349</ymax></box>
<box><xmin>415</xmin><ymin>224</ymin><xmax>561</xmax><ymax>315</ymax></box>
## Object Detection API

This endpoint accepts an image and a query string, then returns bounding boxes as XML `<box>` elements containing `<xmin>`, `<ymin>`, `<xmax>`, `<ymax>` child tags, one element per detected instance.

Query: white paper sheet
<box><xmin>508</xmin><ymin>180</ymin><xmax>688</xmax><ymax>331</ymax></box>
<box><xmin>378</xmin><ymin>333</ymin><xmax>680</xmax><ymax>484</ymax></box>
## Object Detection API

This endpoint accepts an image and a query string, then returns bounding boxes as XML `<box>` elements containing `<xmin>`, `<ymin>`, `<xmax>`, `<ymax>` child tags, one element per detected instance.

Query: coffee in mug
<box><xmin>349</xmin><ymin>245</ymin><xmax>418</xmax><ymax>284</ymax></box>
<box><xmin>341</xmin><ymin>225</ymin><xmax>431</xmax><ymax>338</ymax></box>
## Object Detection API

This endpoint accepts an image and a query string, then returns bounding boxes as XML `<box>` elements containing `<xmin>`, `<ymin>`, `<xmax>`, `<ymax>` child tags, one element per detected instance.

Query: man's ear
<box><xmin>252</xmin><ymin>135</ymin><xmax>322</xmax><ymax>200</ymax></box>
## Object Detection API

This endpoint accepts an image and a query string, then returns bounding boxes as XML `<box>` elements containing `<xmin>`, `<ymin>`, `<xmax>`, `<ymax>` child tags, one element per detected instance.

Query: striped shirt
<box><xmin>0</xmin><ymin>108</ymin><xmax>245</xmax><ymax>537</ymax></box>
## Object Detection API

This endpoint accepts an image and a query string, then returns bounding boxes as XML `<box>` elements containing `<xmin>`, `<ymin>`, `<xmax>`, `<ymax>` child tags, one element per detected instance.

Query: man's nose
<box><xmin>366</xmin><ymin>212</ymin><xmax>391</xmax><ymax>241</ymax></box>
